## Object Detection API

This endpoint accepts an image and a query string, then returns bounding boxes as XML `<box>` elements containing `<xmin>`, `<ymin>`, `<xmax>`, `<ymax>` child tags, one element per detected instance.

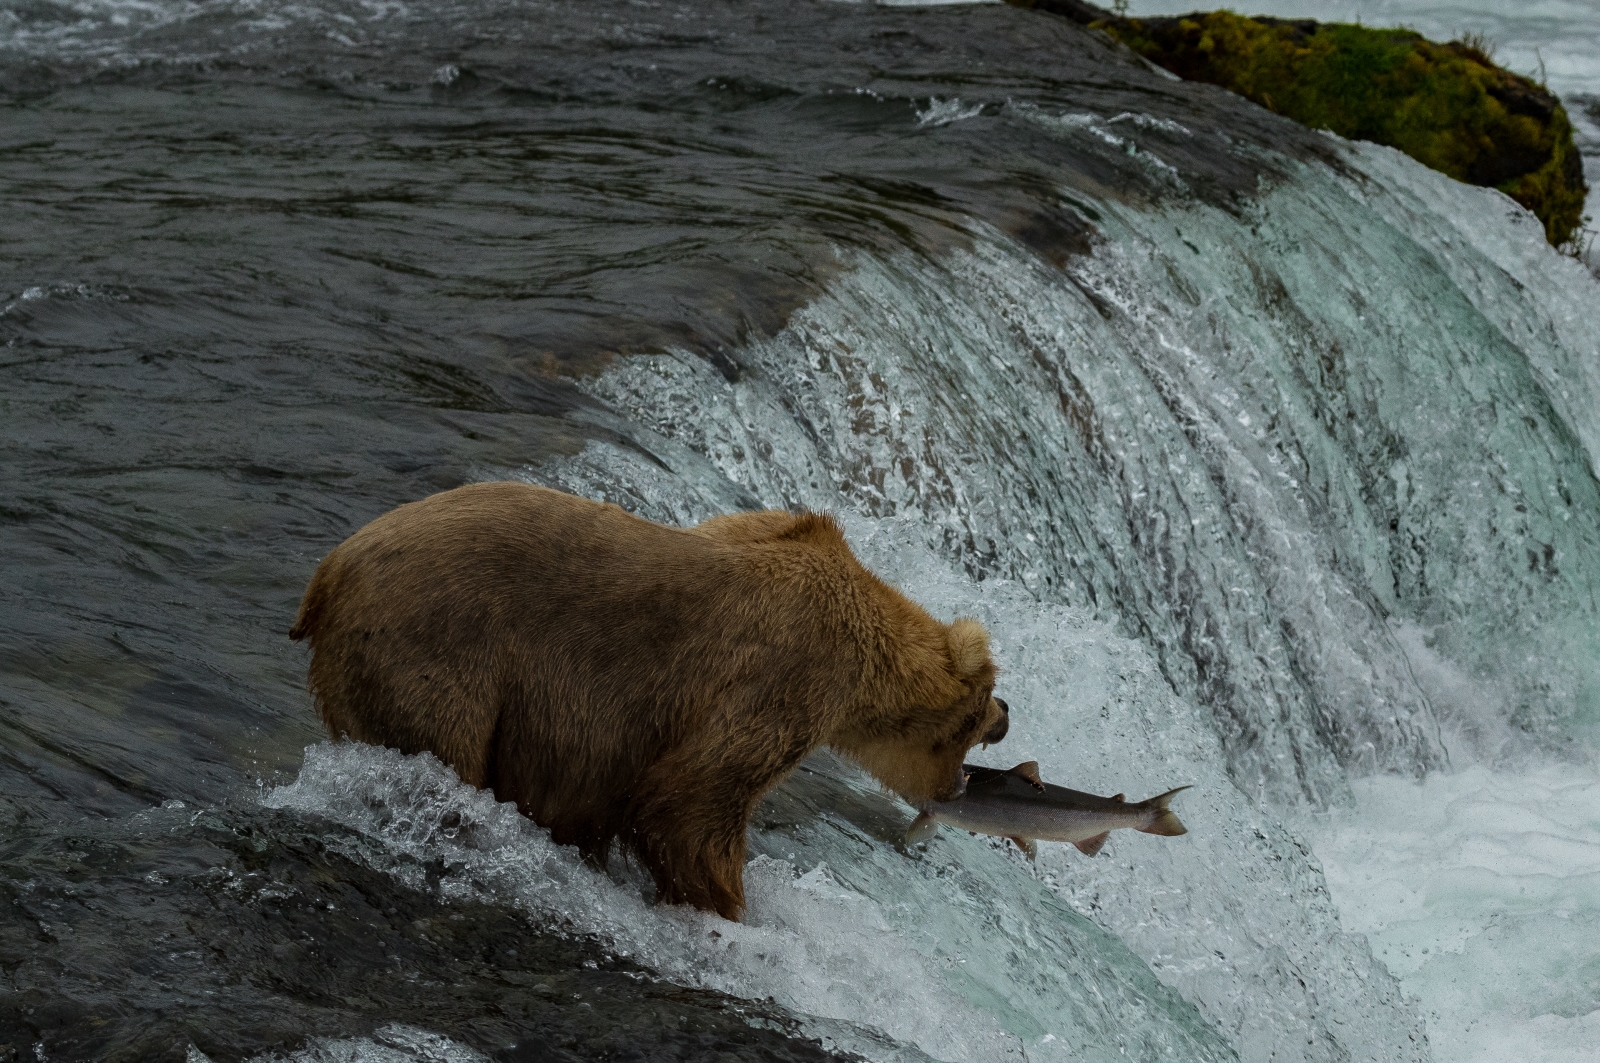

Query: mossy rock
<box><xmin>1010</xmin><ymin>3</ymin><xmax>1587</xmax><ymax>246</ymax></box>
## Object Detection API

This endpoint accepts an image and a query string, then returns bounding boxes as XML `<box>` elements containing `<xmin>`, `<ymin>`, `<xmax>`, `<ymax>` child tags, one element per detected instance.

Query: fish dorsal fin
<box><xmin>1075</xmin><ymin>831</ymin><xmax>1110</xmax><ymax>857</ymax></box>
<box><xmin>906</xmin><ymin>810</ymin><xmax>940</xmax><ymax>845</ymax></box>
<box><xmin>1007</xmin><ymin>836</ymin><xmax>1038</xmax><ymax>860</ymax></box>
<box><xmin>1112</xmin><ymin>793</ymin><xmax>1126</xmax><ymax>802</ymax></box>
<box><xmin>1009</xmin><ymin>761</ymin><xmax>1046</xmax><ymax>791</ymax></box>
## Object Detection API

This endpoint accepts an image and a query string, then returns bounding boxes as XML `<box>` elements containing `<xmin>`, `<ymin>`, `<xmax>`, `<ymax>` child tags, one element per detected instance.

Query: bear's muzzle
<box><xmin>981</xmin><ymin>699</ymin><xmax>1009</xmax><ymax>746</ymax></box>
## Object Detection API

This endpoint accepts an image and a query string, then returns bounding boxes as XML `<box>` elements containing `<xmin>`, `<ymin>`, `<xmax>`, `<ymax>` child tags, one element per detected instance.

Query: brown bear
<box><xmin>290</xmin><ymin>482</ymin><xmax>1009</xmax><ymax>920</ymax></box>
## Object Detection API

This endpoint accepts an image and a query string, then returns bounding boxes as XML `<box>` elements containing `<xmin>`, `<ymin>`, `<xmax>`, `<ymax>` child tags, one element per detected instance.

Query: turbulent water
<box><xmin>1315</xmin><ymin>764</ymin><xmax>1600</xmax><ymax>1063</ymax></box>
<box><xmin>3</xmin><ymin>1</ymin><xmax>1598</xmax><ymax>1062</ymax></box>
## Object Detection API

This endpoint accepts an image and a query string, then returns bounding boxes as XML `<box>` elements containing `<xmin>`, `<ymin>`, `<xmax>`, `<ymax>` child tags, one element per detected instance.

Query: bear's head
<box><xmin>835</xmin><ymin>617</ymin><xmax>1009</xmax><ymax>805</ymax></box>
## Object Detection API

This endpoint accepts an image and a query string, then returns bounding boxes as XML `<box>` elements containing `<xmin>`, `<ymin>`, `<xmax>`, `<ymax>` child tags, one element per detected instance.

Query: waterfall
<box><xmin>545</xmin><ymin>121</ymin><xmax>1600</xmax><ymax>796</ymax></box>
<box><xmin>272</xmin><ymin>125</ymin><xmax>1600</xmax><ymax>1063</ymax></box>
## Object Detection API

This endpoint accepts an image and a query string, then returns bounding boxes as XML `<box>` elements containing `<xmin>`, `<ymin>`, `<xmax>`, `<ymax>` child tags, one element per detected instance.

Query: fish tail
<box><xmin>1137</xmin><ymin>786</ymin><xmax>1192</xmax><ymax>837</ymax></box>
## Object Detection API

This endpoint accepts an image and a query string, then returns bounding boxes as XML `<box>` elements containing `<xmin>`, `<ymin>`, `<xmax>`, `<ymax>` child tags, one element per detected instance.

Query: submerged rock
<box><xmin>1011</xmin><ymin>1</ymin><xmax>1589</xmax><ymax>247</ymax></box>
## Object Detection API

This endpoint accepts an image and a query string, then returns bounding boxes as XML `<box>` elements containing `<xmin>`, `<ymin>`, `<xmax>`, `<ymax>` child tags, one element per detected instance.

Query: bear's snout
<box><xmin>981</xmin><ymin>703</ymin><xmax>1009</xmax><ymax>746</ymax></box>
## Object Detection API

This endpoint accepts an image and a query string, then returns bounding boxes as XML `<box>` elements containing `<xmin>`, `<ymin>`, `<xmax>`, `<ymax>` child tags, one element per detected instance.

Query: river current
<box><xmin>2</xmin><ymin>2</ymin><xmax>1597</xmax><ymax>1062</ymax></box>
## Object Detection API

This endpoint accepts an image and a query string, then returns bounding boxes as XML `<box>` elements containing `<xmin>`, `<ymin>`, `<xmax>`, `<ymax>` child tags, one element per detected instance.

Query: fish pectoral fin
<box><xmin>1007</xmin><ymin>836</ymin><xmax>1038</xmax><ymax>860</ymax></box>
<box><xmin>1009</xmin><ymin>761</ymin><xmax>1046</xmax><ymax>791</ymax></box>
<box><xmin>906</xmin><ymin>810</ymin><xmax>940</xmax><ymax>845</ymax></box>
<box><xmin>1074</xmin><ymin>831</ymin><xmax>1111</xmax><ymax>857</ymax></box>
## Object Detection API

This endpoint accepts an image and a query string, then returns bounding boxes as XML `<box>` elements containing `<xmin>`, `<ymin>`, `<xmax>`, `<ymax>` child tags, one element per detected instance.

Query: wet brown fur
<box><xmin>290</xmin><ymin>482</ymin><xmax>1007</xmax><ymax>920</ymax></box>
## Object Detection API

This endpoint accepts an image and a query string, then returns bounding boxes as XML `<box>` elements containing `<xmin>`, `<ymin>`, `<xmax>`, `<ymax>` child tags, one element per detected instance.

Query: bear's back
<box><xmin>293</xmin><ymin>483</ymin><xmax>882</xmax><ymax>833</ymax></box>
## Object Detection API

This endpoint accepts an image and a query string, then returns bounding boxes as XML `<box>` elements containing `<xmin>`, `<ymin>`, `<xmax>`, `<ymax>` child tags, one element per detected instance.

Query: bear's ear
<box><xmin>779</xmin><ymin>511</ymin><xmax>845</xmax><ymax>544</ymax></box>
<box><xmin>945</xmin><ymin>618</ymin><xmax>991</xmax><ymax>679</ymax></box>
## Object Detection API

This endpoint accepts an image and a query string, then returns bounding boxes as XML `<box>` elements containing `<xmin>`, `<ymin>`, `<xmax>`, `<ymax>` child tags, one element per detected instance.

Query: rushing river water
<box><xmin>3</xmin><ymin>1</ymin><xmax>1598</xmax><ymax>1061</ymax></box>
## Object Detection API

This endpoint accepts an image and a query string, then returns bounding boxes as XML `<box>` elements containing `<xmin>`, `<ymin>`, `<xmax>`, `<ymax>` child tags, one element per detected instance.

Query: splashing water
<box><xmin>250</xmin><ymin>116</ymin><xmax>1600</xmax><ymax>1059</ymax></box>
<box><xmin>266</xmin><ymin>733</ymin><xmax>1238</xmax><ymax>1063</ymax></box>
<box><xmin>191</xmin><ymin>1025</ymin><xmax>491</xmax><ymax>1063</ymax></box>
<box><xmin>509</xmin><ymin>130</ymin><xmax>1600</xmax><ymax>1061</ymax></box>
<box><xmin>1313</xmin><ymin>763</ymin><xmax>1600</xmax><ymax>1063</ymax></box>
<box><xmin>552</xmin><ymin>131</ymin><xmax>1600</xmax><ymax>800</ymax></box>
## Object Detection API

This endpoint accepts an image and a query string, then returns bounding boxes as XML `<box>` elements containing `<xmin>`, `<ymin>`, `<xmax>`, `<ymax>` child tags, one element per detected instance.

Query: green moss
<box><xmin>1093</xmin><ymin>12</ymin><xmax>1587</xmax><ymax>246</ymax></box>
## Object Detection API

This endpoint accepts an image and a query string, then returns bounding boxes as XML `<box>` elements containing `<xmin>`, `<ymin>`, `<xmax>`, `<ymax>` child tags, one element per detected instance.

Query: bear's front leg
<box><xmin>626</xmin><ymin>711</ymin><xmax>818</xmax><ymax>921</ymax></box>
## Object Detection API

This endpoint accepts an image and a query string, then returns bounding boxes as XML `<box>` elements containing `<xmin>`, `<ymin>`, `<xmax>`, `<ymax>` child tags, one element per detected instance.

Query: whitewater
<box><xmin>1114</xmin><ymin>4</ymin><xmax>1600</xmax><ymax>1055</ymax></box>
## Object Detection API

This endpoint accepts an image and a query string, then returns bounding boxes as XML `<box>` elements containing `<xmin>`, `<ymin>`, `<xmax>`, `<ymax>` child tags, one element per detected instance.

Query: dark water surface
<box><xmin>2</xmin><ymin>1</ymin><xmax>1412</xmax><ymax>1059</ymax></box>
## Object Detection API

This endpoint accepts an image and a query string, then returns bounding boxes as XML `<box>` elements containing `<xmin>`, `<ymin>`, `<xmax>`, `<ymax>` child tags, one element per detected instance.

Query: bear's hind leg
<box><xmin>306</xmin><ymin>635</ymin><xmax>499</xmax><ymax>790</ymax></box>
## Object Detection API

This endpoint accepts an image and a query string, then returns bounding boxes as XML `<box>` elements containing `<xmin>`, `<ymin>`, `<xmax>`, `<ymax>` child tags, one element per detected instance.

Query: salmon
<box><xmin>905</xmin><ymin>760</ymin><xmax>1191</xmax><ymax>858</ymax></box>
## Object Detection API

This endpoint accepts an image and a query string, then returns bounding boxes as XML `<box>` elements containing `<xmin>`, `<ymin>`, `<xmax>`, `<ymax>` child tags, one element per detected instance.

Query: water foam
<box><xmin>266</xmin><ymin>91</ymin><xmax>1598</xmax><ymax>1063</ymax></box>
<box><xmin>264</xmin><ymin>734</ymin><xmax>1229</xmax><ymax>1063</ymax></box>
<box><xmin>189</xmin><ymin>1024</ymin><xmax>490</xmax><ymax>1063</ymax></box>
<box><xmin>511</xmin><ymin>121</ymin><xmax>1600</xmax><ymax>1063</ymax></box>
<box><xmin>1312</xmin><ymin>762</ymin><xmax>1600</xmax><ymax>1063</ymax></box>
